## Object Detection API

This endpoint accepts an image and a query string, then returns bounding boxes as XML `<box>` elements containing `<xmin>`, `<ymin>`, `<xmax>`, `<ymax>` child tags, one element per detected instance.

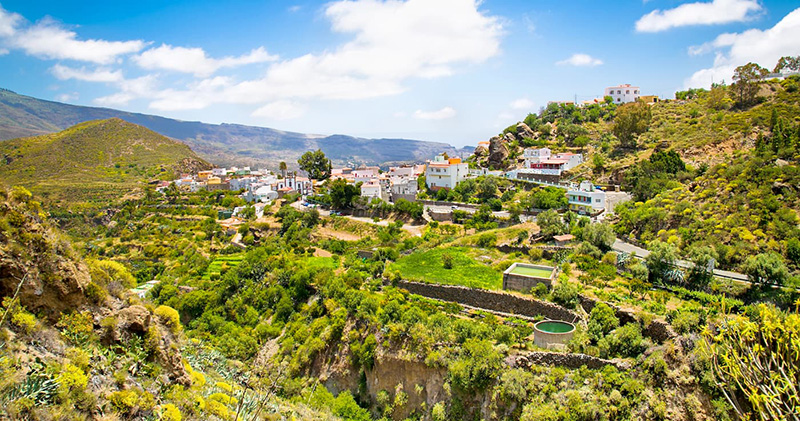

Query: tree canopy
<box><xmin>298</xmin><ymin>149</ymin><xmax>331</xmax><ymax>180</ymax></box>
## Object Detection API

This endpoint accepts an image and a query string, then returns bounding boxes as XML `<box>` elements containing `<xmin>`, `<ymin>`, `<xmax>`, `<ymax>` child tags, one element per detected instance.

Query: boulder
<box><xmin>116</xmin><ymin>305</ymin><xmax>151</xmax><ymax>334</ymax></box>
<box><xmin>516</xmin><ymin>122</ymin><xmax>535</xmax><ymax>139</ymax></box>
<box><xmin>488</xmin><ymin>135</ymin><xmax>509</xmax><ymax>169</ymax></box>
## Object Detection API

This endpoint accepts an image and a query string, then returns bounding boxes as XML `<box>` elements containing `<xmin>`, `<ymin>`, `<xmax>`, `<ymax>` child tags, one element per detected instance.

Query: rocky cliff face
<box><xmin>0</xmin><ymin>190</ymin><xmax>89</xmax><ymax>318</ymax></box>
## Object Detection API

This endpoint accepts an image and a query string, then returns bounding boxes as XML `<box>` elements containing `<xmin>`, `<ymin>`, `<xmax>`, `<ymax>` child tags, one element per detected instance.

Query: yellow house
<box><xmin>197</xmin><ymin>170</ymin><xmax>213</xmax><ymax>180</ymax></box>
<box><xmin>206</xmin><ymin>177</ymin><xmax>222</xmax><ymax>185</ymax></box>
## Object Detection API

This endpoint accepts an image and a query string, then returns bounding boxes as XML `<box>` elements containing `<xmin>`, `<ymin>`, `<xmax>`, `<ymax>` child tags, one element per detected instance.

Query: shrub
<box><xmin>551</xmin><ymin>281</ymin><xmax>580</xmax><ymax>309</ymax></box>
<box><xmin>84</xmin><ymin>282</ymin><xmax>107</xmax><ymax>304</ymax></box>
<box><xmin>154</xmin><ymin>305</ymin><xmax>182</xmax><ymax>334</ymax></box>
<box><xmin>57</xmin><ymin>311</ymin><xmax>94</xmax><ymax>343</ymax></box>
<box><xmin>528</xmin><ymin>248</ymin><xmax>543</xmax><ymax>261</ymax></box>
<box><xmin>588</xmin><ymin>303</ymin><xmax>619</xmax><ymax>341</ymax></box>
<box><xmin>159</xmin><ymin>404</ymin><xmax>182</xmax><ymax>421</ymax></box>
<box><xmin>476</xmin><ymin>233</ymin><xmax>497</xmax><ymax>248</ymax></box>
<box><xmin>58</xmin><ymin>363</ymin><xmax>88</xmax><ymax>395</ymax></box>
<box><xmin>441</xmin><ymin>253</ymin><xmax>453</xmax><ymax>269</ymax></box>
<box><xmin>11</xmin><ymin>310</ymin><xmax>37</xmax><ymax>334</ymax></box>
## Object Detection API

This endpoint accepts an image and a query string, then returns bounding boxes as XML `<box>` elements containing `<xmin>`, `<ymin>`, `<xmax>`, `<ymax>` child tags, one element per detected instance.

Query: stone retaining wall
<box><xmin>397</xmin><ymin>280</ymin><xmax>581</xmax><ymax>323</ymax></box>
<box><xmin>507</xmin><ymin>351</ymin><xmax>627</xmax><ymax>371</ymax></box>
<box><xmin>578</xmin><ymin>294</ymin><xmax>678</xmax><ymax>343</ymax></box>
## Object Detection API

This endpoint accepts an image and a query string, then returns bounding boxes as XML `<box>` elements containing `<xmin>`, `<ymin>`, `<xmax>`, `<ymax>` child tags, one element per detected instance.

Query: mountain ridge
<box><xmin>0</xmin><ymin>88</ymin><xmax>465</xmax><ymax>168</ymax></box>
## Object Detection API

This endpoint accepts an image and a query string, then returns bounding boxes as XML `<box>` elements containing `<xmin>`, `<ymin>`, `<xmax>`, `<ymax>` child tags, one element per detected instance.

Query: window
<box><xmin>617</xmin><ymin>90</ymin><xmax>621</xmax><ymax>94</ymax></box>
<box><xmin>617</xmin><ymin>98</ymin><xmax>621</xmax><ymax>102</ymax></box>
<box><xmin>626</xmin><ymin>90</ymin><xmax>630</xmax><ymax>94</ymax></box>
<box><xmin>634</xmin><ymin>90</ymin><xmax>638</xmax><ymax>94</ymax></box>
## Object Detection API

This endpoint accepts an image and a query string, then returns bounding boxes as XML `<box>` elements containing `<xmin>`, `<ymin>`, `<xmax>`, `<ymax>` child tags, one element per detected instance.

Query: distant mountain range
<box><xmin>0</xmin><ymin>118</ymin><xmax>210</xmax><ymax>204</ymax></box>
<box><xmin>0</xmin><ymin>88</ymin><xmax>467</xmax><ymax>168</ymax></box>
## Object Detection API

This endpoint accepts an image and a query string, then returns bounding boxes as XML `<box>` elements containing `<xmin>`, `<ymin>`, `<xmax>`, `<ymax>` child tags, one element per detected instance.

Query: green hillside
<box><xmin>478</xmin><ymin>73</ymin><xmax>800</xmax><ymax>274</ymax></box>
<box><xmin>0</xmin><ymin>118</ymin><xmax>210</xmax><ymax>204</ymax></box>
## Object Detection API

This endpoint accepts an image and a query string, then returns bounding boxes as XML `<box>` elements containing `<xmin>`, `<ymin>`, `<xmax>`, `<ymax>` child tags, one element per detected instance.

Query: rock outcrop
<box><xmin>0</xmin><ymin>196</ymin><xmax>89</xmax><ymax>319</ymax></box>
<box><xmin>487</xmin><ymin>135</ymin><xmax>510</xmax><ymax>169</ymax></box>
<box><xmin>516</xmin><ymin>122</ymin><xmax>536</xmax><ymax>139</ymax></box>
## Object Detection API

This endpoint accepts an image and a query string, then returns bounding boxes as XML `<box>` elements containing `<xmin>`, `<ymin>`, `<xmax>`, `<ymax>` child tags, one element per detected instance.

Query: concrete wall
<box><xmin>503</xmin><ymin>274</ymin><xmax>551</xmax><ymax>292</ymax></box>
<box><xmin>397</xmin><ymin>280</ymin><xmax>581</xmax><ymax>323</ymax></box>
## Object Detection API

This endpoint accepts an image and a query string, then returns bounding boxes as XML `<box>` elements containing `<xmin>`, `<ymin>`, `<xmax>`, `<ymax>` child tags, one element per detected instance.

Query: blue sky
<box><xmin>1</xmin><ymin>0</ymin><xmax>799</xmax><ymax>147</ymax></box>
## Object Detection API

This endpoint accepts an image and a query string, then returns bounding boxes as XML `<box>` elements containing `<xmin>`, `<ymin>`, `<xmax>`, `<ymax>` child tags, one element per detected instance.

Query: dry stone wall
<box><xmin>507</xmin><ymin>351</ymin><xmax>628</xmax><ymax>371</ymax></box>
<box><xmin>578</xmin><ymin>294</ymin><xmax>678</xmax><ymax>343</ymax></box>
<box><xmin>397</xmin><ymin>280</ymin><xmax>581</xmax><ymax>322</ymax></box>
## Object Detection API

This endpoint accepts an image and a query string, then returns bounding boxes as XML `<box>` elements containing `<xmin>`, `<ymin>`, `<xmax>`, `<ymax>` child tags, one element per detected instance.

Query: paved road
<box><xmin>612</xmin><ymin>239</ymin><xmax>749</xmax><ymax>282</ymax></box>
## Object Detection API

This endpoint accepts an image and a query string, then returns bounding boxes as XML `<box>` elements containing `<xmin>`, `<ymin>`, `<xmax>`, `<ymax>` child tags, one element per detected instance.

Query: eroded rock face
<box><xmin>516</xmin><ymin>122</ymin><xmax>536</xmax><ymax>139</ymax></box>
<box><xmin>0</xmin><ymin>203</ymin><xmax>89</xmax><ymax>319</ymax></box>
<box><xmin>488</xmin><ymin>135</ymin><xmax>509</xmax><ymax>169</ymax></box>
<box><xmin>105</xmin><ymin>305</ymin><xmax>191</xmax><ymax>386</ymax></box>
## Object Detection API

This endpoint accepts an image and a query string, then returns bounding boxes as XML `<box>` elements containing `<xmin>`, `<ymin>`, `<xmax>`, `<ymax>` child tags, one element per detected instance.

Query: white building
<box><xmin>567</xmin><ymin>180</ymin><xmax>606</xmax><ymax>215</ymax></box>
<box><xmin>275</xmin><ymin>174</ymin><xmax>313</xmax><ymax>196</ymax></box>
<box><xmin>425</xmin><ymin>154</ymin><xmax>469</xmax><ymax>191</ymax></box>
<box><xmin>361</xmin><ymin>180</ymin><xmax>384</xmax><ymax>201</ymax></box>
<box><xmin>523</xmin><ymin>147</ymin><xmax>551</xmax><ymax>168</ymax></box>
<box><xmin>212</xmin><ymin>168</ymin><xmax>227</xmax><ymax>177</ymax></box>
<box><xmin>605</xmin><ymin>84</ymin><xmax>640</xmax><ymax>104</ymax></box>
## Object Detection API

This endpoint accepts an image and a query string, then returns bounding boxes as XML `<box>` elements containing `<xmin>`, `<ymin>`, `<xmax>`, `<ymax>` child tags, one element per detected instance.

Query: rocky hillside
<box><xmin>472</xmin><ymin>77</ymin><xmax>800</xmax><ymax>273</ymax></box>
<box><xmin>0</xmin><ymin>88</ymin><xmax>464</xmax><ymax>168</ymax></box>
<box><xmin>0</xmin><ymin>118</ymin><xmax>211</xmax><ymax>204</ymax></box>
<box><xmin>0</xmin><ymin>186</ymin><xmax>338</xmax><ymax>420</ymax></box>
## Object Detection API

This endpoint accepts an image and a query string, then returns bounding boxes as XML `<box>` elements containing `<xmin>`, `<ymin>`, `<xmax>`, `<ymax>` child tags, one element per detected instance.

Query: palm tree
<box><xmin>279</xmin><ymin>161</ymin><xmax>287</xmax><ymax>178</ymax></box>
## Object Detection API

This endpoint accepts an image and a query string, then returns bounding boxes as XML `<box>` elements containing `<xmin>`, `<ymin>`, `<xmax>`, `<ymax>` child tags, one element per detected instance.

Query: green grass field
<box><xmin>389</xmin><ymin>246</ymin><xmax>503</xmax><ymax>289</ymax></box>
<box><xmin>508</xmin><ymin>265</ymin><xmax>554</xmax><ymax>278</ymax></box>
<box><xmin>203</xmin><ymin>254</ymin><xmax>246</xmax><ymax>280</ymax></box>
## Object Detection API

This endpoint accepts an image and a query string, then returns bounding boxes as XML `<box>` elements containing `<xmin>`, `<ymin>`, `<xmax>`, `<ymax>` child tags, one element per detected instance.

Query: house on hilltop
<box><xmin>605</xmin><ymin>84</ymin><xmax>640</xmax><ymax>104</ymax></box>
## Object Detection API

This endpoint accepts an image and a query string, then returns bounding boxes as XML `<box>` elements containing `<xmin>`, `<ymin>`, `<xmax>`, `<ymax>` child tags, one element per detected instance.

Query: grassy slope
<box><xmin>0</xmin><ymin>118</ymin><xmax>209</xmax><ymax>203</ymax></box>
<box><xmin>390</xmin><ymin>246</ymin><xmax>504</xmax><ymax>289</ymax></box>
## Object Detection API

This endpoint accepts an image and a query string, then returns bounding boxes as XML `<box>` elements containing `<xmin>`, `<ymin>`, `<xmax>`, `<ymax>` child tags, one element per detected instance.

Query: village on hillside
<box><xmin>156</xmin><ymin>83</ymin><xmax>644</xmax><ymax>227</ymax></box>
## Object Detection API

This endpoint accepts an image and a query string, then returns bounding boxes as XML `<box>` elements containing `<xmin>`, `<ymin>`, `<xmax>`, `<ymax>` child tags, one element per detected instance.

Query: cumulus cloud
<box><xmin>636</xmin><ymin>0</ymin><xmax>762</xmax><ymax>33</ymax></box>
<box><xmin>0</xmin><ymin>4</ymin><xmax>21</xmax><ymax>37</ymax></box>
<box><xmin>94</xmin><ymin>75</ymin><xmax>160</xmax><ymax>106</ymax></box>
<box><xmin>138</xmin><ymin>0</ymin><xmax>503</xmax><ymax>111</ymax></box>
<box><xmin>10</xmin><ymin>18</ymin><xmax>145</xmax><ymax>64</ymax></box>
<box><xmin>55</xmin><ymin>92</ymin><xmax>79</xmax><ymax>102</ymax></box>
<box><xmin>414</xmin><ymin>106</ymin><xmax>456</xmax><ymax>120</ymax></box>
<box><xmin>0</xmin><ymin>48</ymin><xmax>8</xmax><ymax>56</ymax></box>
<box><xmin>51</xmin><ymin>64</ymin><xmax>124</xmax><ymax>82</ymax></box>
<box><xmin>684</xmin><ymin>7</ymin><xmax>800</xmax><ymax>88</ymax></box>
<box><xmin>252</xmin><ymin>100</ymin><xmax>307</xmax><ymax>120</ymax></box>
<box><xmin>134</xmin><ymin>45</ymin><xmax>278</xmax><ymax>77</ymax></box>
<box><xmin>556</xmin><ymin>53</ymin><xmax>603</xmax><ymax>67</ymax></box>
<box><xmin>510</xmin><ymin>98</ymin><xmax>534</xmax><ymax>110</ymax></box>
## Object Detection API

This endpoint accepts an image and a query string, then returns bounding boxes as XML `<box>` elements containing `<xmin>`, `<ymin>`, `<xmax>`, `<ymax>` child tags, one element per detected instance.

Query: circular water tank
<box><xmin>534</xmin><ymin>320</ymin><xmax>575</xmax><ymax>349</ymax></box>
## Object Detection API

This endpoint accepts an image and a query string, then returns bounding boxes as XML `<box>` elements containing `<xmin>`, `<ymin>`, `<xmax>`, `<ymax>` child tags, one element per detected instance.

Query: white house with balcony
<box><xmin>605</xmin><ymin>84</ymin><xmax>640</xmax><ymax>104</ymax></box>
<box><xmin>425</xmin><ymin>154</ymin><xmax>469</xmax><ymax>190</ymax></box>
<box><xmin>567</xmin><ymin>180</ymin><xmax>606</xmax><ymax>215</ymax></box>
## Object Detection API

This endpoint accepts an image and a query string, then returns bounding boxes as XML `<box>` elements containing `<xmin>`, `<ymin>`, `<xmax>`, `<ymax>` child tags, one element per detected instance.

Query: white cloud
<box><xmin>133</xmin><ymin>44</ymin><xmax>277</xmax><ymax>77</ymax></box>
<box><xmin>556</xmin><ymin>53</ymin><xmax>603</xmax><ymax>67</ymax></box>
<box><xmin>414</xmin><ymin>106</ymin><xmax>456</xmax><ymax>120</ymax></box>
<box><xmin>0</xmin><ymin>48</ymin><xmax>8</xmax><ymax>56</ymax></box>
<box><xmin>51</xmin><ymin>64</ymin><xmax>123</xmax><ymax>82</ymax></box>
<box><xmin>94</xmin><ymin>75</ymin><xmax>160</xmax><ymax>106</ymax></box>
<box><xmin>510</xmin><ymin>98</ymin><xmax>534</xmax><ymax>110</ymax></box>
<box><xmin>56</xmin><ymin>92</ymin><xmax>79</xmax><ymax>102</ymax></box>
<box><xmin>10</xmin><ymin>18</ymin><xmax>145</xmax><ymax>64</ymax></box>
<box><xmin>135</xmin><ymin>0</ymin><xmax>503</xmax><ymax>111</ymax></box>
<box><xmin>252</xmin><ymin>100</ymin><xmax>307</xmax><ymax>120</ymax></box>
<box><xmin>684</xmin><ymin>8</ymin><xmax>800</xmax><ymax>88</ymax></box>
<box><xmin>0</xmin><ymin>4</ymin><xmax>21</xmax><ymax>37</ymax></box>
<box><xmin>288</xmin><ymin>5</ymin><xmax>302</xmax><ymax>13</ymax></box>
<box><xmin>636</xmin><ymin>0</ymin><xmax>762</xmax><ymax>33</ymax></box>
